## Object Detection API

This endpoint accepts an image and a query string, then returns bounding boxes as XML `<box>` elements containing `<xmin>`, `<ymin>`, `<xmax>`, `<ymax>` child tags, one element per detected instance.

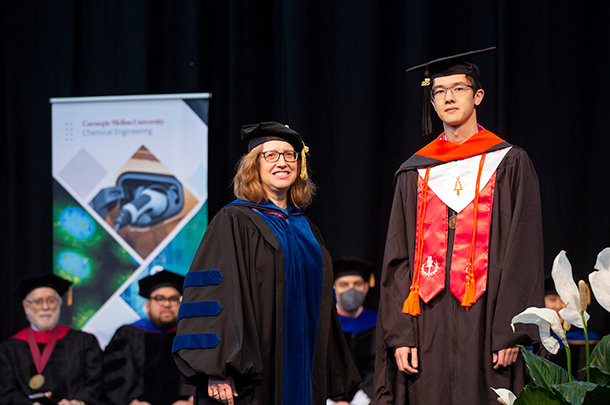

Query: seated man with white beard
<box><xmin>0</xmin><ymin>274</ymin><xmax>104</xmax><ymax>405</ymax></box>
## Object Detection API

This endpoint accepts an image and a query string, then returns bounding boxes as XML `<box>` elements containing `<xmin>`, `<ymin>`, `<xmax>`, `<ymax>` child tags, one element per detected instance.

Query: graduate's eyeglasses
<box><xmin>260</xmin><ymin>150</ymin><xmax>299</xmax><ymax>163</ymax></box>
<box><xmin>150</xmin><ymin>295</ymin><xmax>181</xmax><ymax>306</ymax></box>
<box><xmin>26</xmin><ymin>297</ymin><xmax>60</xmax><ymax>309</ymax></box>
<box><xmin>431</xmin><ymin>83</ymin><xmax>473</xmax><ymax>100</ymax></box>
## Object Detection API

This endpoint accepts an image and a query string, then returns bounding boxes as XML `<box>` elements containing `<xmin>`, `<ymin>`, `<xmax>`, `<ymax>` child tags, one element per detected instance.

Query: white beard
<box><xmin>27</xmin><ymin>307</ymin><xmax>61</xmax><ymax>333</ymax></box>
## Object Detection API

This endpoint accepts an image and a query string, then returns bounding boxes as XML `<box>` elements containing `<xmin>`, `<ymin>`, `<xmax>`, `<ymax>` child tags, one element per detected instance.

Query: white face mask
<box><xmin>339</xmin><ymin>288</ymin><xmax>365</xmax><ymax>312</ymax></box>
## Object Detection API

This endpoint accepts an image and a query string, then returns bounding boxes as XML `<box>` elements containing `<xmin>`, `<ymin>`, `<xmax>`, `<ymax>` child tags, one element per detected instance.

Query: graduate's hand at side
<box><xmin>492</xmin><ymin>347</ymin><xmax>519</xmax><ymax>369</ymax></box>
<box><xmin>394</xmin><ymin>346</ymin><xmax>419</xmax><ymax>374</ymax></box>
<box><xmin>128</xmin><ymin>400</ymin><xmax>151</xmax><ymax>405</ymax></box>
<box><xmin>209</xmin><ymin>376</ymin><xmax>238</xmax><ymax>405</ymax></box>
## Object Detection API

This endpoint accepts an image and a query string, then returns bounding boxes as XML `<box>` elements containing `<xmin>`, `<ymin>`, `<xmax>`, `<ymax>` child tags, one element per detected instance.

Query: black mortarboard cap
<box><xmin>241</xmin><ymin>122</ymin><xmax>304</xmax><ymax>153</ymax></box>
<box><xmin>138</xmin><ymin>270</ymin><xmax>185</xmax><ymax>298</ymax></box>
<box><xmin>333</xmin><ymin>256</ymin><xmax>376</xmax><ymax>287</ymax></box>
<box><xmin>406</xmin><ymin>47</ymin><xmax>496</xmax><ymax>137</ymax></box>
<box><xmin>16</xmin><ymin>274</ymin><xmax>72</xmax><ymax>299</ymax></box>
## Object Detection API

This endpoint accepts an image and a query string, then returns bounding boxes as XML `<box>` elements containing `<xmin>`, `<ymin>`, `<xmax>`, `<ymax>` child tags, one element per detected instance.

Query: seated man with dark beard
<box><xmin>103</xmin><ymin>270</ymin><xmax>193</xmax><ymax>405</ymax></box>
<box><xmin>0</xmin><ymin>274</ymin><xmax>105</xmax><ymax>405</ymax></box>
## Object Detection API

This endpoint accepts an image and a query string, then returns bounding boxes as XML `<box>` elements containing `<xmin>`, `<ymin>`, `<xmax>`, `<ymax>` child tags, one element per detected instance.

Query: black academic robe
<box><xmin>0</xmin><ymin>328</ymin><xmax>105</xmax><ymax>405</ymax></box>
<box><xmin>103</xmin><ymin>324</ymin><xmax>192</xmax><ymax>405</ymax></box>
<box><xmin>173</xmin><ymin>203</ymin><xmax>360</xmax><ymax>405</ymax></box>
<box><xmin>336</xmin><ymin>309</ymin><xmax>377</xmax><ymax>402</ymax></box>
<box><xmin>373</xmin><ymin>147</ymin><xmax>544</xmax><ymax>405</ymax></box>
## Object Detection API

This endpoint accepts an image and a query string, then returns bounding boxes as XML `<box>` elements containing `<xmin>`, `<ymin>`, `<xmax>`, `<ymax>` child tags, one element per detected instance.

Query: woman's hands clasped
<box><xmin>208</xmin><ymin>376</ymin><xmax>238</xmax><ymax>405</ymax></box>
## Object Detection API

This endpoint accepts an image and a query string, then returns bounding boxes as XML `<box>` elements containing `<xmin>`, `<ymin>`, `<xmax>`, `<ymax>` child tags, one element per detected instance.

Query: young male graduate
<box><xmin>372</xmin><ymin>48</ymin><xmax>544</xmax><ymax>405</ymax></box>
<box><xmin>103</xmin><ymin>270</ymin><xmax>193</xmax><ymax>405</ymax></box>
<box><xmin>0</xmin><ymin>274</ymin><xmax>105</xmax><ymax>405</ymax></box>
<box><xmin>328</xmin><ymin>257</ymin><xmax>377</xmax><ymax>405</ymax></box>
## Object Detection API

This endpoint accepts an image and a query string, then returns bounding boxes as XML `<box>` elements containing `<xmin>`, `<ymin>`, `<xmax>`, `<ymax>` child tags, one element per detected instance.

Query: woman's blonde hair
<box><xmin>233</xmin><ymin>144</ymin><xmax>317</xmax><ymax>208</ymax></box>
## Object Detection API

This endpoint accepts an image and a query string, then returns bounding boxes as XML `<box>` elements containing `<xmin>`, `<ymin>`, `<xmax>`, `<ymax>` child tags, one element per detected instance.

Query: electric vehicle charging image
<box><xmin>89</xmin><ymin>146</ymin><xmax>199</xmax><ymax>259</ymax></box>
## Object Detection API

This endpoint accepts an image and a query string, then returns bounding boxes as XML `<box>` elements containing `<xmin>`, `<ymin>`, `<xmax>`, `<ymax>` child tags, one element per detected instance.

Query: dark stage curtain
<box><xmin>2</xmin><ymin>0</ymin><xmax>609</xmax><ymax>341</ymax></box>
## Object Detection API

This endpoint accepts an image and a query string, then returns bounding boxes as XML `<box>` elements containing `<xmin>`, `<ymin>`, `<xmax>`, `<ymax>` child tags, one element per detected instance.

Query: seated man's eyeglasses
<box><xmin>26</xmin><ymin>297</ymin><xmax>60</xmax><ymax>308</ymax></box>
<box><xmin>260</xmin><ymin>150</ymin><xmax>299</xmax><ymax>163</ymax></box>
<box><xmin>431</xmin><ymin>83</ymin><xmax>474</xmax><ymax>100</ymax></box>
<box><xmin>151</xmin><ymin>295</ymin><xmax>181</xmax><ymax>306</ymax></box>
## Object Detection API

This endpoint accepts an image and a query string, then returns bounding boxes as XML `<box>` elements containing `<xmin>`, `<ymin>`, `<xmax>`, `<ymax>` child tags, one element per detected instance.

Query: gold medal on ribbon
<box><xmin>29</xmin><ymin>373</ymin><xmax>45</xmax><ymax>390</ymax></box>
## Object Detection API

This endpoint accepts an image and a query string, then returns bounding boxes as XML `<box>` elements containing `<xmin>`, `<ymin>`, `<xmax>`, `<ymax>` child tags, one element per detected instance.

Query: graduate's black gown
<box><xmin>373</xmin><ymin>145</ymin><xmax>545</xmax><ymax>405</ymax></box>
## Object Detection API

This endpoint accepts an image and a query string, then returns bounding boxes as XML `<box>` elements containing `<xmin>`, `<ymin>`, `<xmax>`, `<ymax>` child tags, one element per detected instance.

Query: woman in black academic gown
<box><xmin>173</xmin><ymin>122</ymin><xmax>360</xmax><ymax>405</ymax></box>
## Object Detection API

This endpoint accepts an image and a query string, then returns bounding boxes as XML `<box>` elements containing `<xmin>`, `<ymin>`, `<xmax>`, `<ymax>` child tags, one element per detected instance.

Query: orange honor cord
<box><xmin>461</xmin><ymin>153</ymin><xmax>486</xmax><ymax>309</ymax></box>
<box><xmin>403</xmin><ymin>167</ymin><xmax>431</xmax><ymax>316</ymax></box>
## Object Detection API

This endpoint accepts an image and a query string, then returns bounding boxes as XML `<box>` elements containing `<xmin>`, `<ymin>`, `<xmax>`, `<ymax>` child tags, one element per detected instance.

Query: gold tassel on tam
<box><xmin>67</xmin><ymin>286</ymin><xmax>73</xmax><ymax>306</ymax></box>
<box><xmin>300</xmin><ymin>142</ymin><xmax>309</xmax><ymax>180</ymax></box>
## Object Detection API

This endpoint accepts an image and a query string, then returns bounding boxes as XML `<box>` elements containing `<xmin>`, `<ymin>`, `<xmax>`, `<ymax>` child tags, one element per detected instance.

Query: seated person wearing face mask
<box><xmin>328</xmin><ymin>257</ymin><xmax>377</xmax><ymax>405</ymax></box>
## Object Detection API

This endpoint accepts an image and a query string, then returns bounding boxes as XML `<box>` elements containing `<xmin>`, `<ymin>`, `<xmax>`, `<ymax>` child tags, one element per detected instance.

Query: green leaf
<box><xmin>590</xmin><ymin>335</ymin><xmax>610</xmax><ymax>372</ymax></box>
<box><xmin>582</xmin><ymin>385</ymin><xmax>610</xmax><ymax>405</ymax></box>
<box><xmin>514</xmin><ymin>386</ymin><xmax>570</xmax><ymax>405</ymax></box>
<box><xmin>518</xmin><ymin>345</ymin><xmax>571</xmax><ymax>390</ymax></box>
<box><xmin>552</xmin><ymin>381</ymin><xmax>597</xmax><ymax>404</ymax></box>
<box><xmin>585</xmin><ymin>366</ymin><xmax>610</xmax><ymax>387</ymax></box>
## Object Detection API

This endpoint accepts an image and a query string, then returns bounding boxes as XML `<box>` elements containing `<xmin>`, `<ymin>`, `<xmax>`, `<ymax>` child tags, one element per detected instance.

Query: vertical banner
<box><xmin>51</xmin><ymin>94</ymin><xmax>210</xmax><ymax>347</ymax></box>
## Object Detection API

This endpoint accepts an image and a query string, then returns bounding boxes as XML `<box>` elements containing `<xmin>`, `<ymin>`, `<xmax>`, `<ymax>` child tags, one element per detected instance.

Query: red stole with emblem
<box><xmin>402</xmin><ymin>128</ymin><xmax>507</xmax><ymax>316</ymax></box>
<box><xmin>414</xmin><ymin>172</ymin><xmax>495</xmax><ymax>304</ymax></box>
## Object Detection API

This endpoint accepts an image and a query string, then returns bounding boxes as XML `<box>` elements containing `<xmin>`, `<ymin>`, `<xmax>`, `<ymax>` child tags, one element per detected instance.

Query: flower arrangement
<box><xmin>492</xmin><ymin>248</ymin><xmax>610</xmax><ymax>405</ymax></box>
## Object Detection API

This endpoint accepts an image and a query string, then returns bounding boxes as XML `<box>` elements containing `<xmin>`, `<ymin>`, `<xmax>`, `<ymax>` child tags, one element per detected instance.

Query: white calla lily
<box><xmin>511</xmin><ymin>307</ymin><xmax>567</xmax><ymax>354</ymax></box>
<box><xmin>490</xmin><ymin>387</ymin><xmax>516</xmax><ymax>405</ymax></box>
<box><xmin>551</xmin><ymin>250</ymin><xmax>590</xmax><ymax>328</ymax></box>
<box><xmin>589</xmin><ymin>247</ymin><xmax>610</xmax><ymax>313</ymax></box>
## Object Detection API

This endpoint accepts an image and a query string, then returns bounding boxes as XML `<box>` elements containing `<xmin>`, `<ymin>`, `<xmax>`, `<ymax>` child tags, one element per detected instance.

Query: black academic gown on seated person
<box><xmin>103</xmin><ymin>321</ymin><xmax>193</xmax><ymax>405</ymax></box>
<box><xmin>0</xmin><ymin>326</ymin><xmax>105</xmax><ymax>405</ymax></box>
<box><xmin>173</xmin><ymin>203</ymin><xmax>360</xmax><ymax>405</ymax></box>
<box><xmin>373</xmin><ymin>145</ymin><xmax>544</xmax><ymax>405</ymax></box>
<box><xmin>338</xmin><ymin>309</ymin><xmax>377</xmax><ymax>401</ymax></box>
